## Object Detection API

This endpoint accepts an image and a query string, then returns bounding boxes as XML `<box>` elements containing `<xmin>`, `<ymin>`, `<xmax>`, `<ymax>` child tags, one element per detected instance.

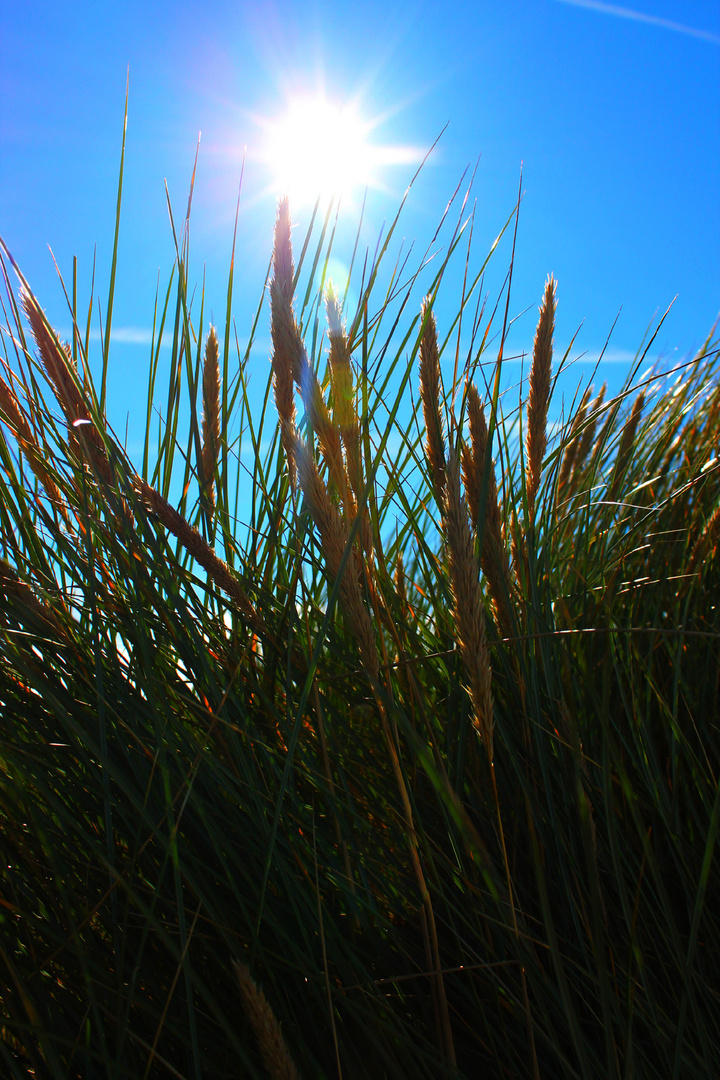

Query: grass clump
<box><xmin>0</xmin><ymin>132</ymin><xmax>719</xmax><ymax>1080</ymax></box>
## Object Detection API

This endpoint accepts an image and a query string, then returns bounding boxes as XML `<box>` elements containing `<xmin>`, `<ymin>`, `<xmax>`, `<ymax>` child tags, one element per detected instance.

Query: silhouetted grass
<box><xmin>0</xmin><ymin>117</ymin><xmax>718</xmax><ymax>1079</ymax></box>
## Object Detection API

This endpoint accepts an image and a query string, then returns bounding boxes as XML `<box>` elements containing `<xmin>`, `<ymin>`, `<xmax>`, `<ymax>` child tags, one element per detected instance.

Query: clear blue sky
<box><xmin>2</xmin><ymin>0</ymin><xmax>719</xmax><ymax>464</ymax></box>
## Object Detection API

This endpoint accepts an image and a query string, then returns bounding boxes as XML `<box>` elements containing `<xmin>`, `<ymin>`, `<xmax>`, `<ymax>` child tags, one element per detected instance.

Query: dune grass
<box><xmin>0</xmin><ymin>130</ymin><xmax>719</xmax><ymax>1079</ymax></box>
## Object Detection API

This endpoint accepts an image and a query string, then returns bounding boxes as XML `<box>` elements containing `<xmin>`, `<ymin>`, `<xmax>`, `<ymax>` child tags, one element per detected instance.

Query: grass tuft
<box><xmin>0</xmin><ymin>147</ymin><xmax>718</xmax><ymax>1080</ymax></box>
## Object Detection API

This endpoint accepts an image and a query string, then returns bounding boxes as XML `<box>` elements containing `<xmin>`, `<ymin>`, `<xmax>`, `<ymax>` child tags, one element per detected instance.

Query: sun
<box><xmin>262</xmin><ymin>94</ymin><xmax>378</xmax><ymax>209</ymax></box>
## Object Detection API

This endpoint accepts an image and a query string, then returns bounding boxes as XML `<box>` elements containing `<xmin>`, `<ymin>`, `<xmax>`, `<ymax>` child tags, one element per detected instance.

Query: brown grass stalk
<box><xmin>201</xmin><ymin>325</ymin><xmax>220</xmax><ymax>510</ymax></box>
<box><xmin>302</xmin><ymin>366</ymin><xmax>348</xmax><ymax>503</ymax></box>
<box><xmin>688</xmin><ymin>499</ymin><xmax>720</xmax><ymax>579</ymax></box>
<box><xmin>525</xmin><ymin>275</ymin><xmax>556</xmax><ymax>523</ymax></box>
<box><xmin>270</xmin><ymin>198</ymin><xmax>301</xmax><ymax>490</ymax></box>
<box><xmin>326</xmin><ymin>284</ymin><xmax>358</xmax><ymax>479</ymax></box>
<box><xmin>0</xmin><ymin>371</ymin><xmax>68</xmax><ymax>518</ymax></box>
<box><xmin>445</xmin><ymin>451</ymin><xmax>494</xmax><ymax>760</ymax></box>
<box><xmin>0</xmin><ymin>556</ymin><xmax>65</xmax><ymax>636</ymax></box>
<box><xmin>558</xmin><ymin>385</ymin><xmax>592</xmax><ymax>495</ymax></box>
<box><xmin>290</xmin><ymin>431</ymin><xmax>377</xmax><ymax>681</ymax></box>
<box><xmin>462</xmin><ymin>381</ymin><xmax>514</xmax><ymax>637</ymax></box>
<box><xmin>419</xmin><ymin>299</ymin><xmax>446</xmax><ymax>509</ymax></box>
<box><xmin>133</xmin><ymin>475</ymin><xmax>264</xmax><ymax>637</ymax></box>
<box><xmin>571</xmin><ymin>382</ymin><xmax>606</xmax><ymax>488</ymax></box>
<box><xmin>449</xmin><ymin>440</ymin><xmax>538</xmax><ymax>1076</ymax></box>
<box><xmin>326</xmin><ymin>283</ymin><xmax>372</xmax><ymax>556</ymax></box>
<box><xmin>270</xmin><ymin>201</ymin><xmax>348</xmax><ymax>501</ymax></box>
<box><xmin>233</xmin><ymin>962</ymin><xmax>301</xmax><ymax>1080</ymax></box>
<box><xmin>292</xmin><ymin>426</ymin><xmax>457</xmax><ymax>1065</ymax></box>
<box><xmin>608</xmin><ymin>391</ymin><xmax>645</xmax><ymax>505</ymax></box>
<box><xmin>22</xmin><ymin>288</ymin><xmax>112</xmax><ymax>485</ymax></box>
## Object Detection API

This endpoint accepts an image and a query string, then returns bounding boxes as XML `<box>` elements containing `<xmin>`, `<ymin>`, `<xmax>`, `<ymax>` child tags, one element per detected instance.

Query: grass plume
<box><xmin>419</xmin><ymin>297</ymin><xmax>446</xmax><ymax>509</ymax></box>
<box><xmin>201</xmin><ymin>324</ymin><xmax>220</xmax><ymax>511</ymax></box>
<box><xmin>525</xmin><ymin>274</ymin><xmax>555</xmax><ymax>523</ymax></box>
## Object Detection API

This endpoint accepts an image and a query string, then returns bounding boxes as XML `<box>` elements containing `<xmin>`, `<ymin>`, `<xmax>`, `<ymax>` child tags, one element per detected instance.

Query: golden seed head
<box><xmin>325</xmin><ymin>280</ymin><xmax>343</xmax><ymax>339</ymax></box>
<box><xmin>233</xmin><ymin>961</ymin><xmax>301</xmax><ymax>1080</ymax></box>
<box><xmin>445</xmin><ymin>451</ymin><xmax>494</xmax><ymax>760</ymax></box>
<box><xmin>419</xmin><ymin>298</ymin><xmax>446</xmax><ymax>508</ymax></box>
<box><xmin>525</xmin><ymin>274</ymin><xmax>556</xmax><ymax>521</ymax></box>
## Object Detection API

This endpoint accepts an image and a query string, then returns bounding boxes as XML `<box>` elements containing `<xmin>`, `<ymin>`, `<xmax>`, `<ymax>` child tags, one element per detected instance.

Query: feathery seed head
<box><xmin>419</xmin><ymin>298</ymin><xmax>446</xmax><ymax>508</ymax></box>
<box><xmin>22</xmin><ymin>287</ymin><xmax>112</xmax><ymax>483</ymax></box>
<box><xmin>463</xmin><ymin>381</ymin><xmax>514</xmax><ymax>637</ymax></box>
<box><xmin>525</xmin><ymin>275</ymin><xmax>556</xmax><ymax>521</ymax></box>
<box><xmin>201</xmin><ymin>325</ymin><xmax>221</xmax><ymax>508</ymax></box>
<box><xmin>608</xmin><ymin>390</ymin><xmax>644</xmax><ymax>503</ymax></box>
<box><xmin>272</xmin><ymin>197</ymin><xmax>294</xmax><ymax>308</ymax></box>
<box><xmin>234</xmin><ymin>961</ymin><xmax>301</xmax><ymax>1080</ymax></box>
<box><xmin>22</xmin><ymin>287</ymin><xmax>83</xmax><ymax>422</ymax></box>
<box><xmin>291</xmin><ymin>431</ymin><xmax>378</xmax><ymax>681</ymax></box>
<box><xmin>325</xmin><ymin>280</ymin><xmax>343</xmax><ymax>339</ymax></box>
<box><xmin>270</xmin><ymin>199</ymin><xmax>300</xmax><ymax>489</ymax></box>
<box><xmin>445</xmin><ymin>450</ymin><xmax>494</xmax><ymax>760</ymax></box>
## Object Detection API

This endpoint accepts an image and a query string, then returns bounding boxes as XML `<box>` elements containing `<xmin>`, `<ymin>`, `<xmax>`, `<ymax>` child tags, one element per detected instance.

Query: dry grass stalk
<box><xmin>326</xmin><ymin>283</ymin><xmax>372</xmax><ymax>556</ymax></box>
<box><xmin>270</xmin><ymin>201</ymin><xmax>346</xmax><ymax>500</ymax></box>
<box><xmin>0</xmin><ymin>371</ymin><xmax>67</xmax><ymax>518</ymax></box>
<box><xmin>301</xmin><ymin>366</ymin><xmax>348</xmax><ymax>503</ymax></box>
<box><xmin>133</xmin><ymin>474</ymin><xmax>264</xmax><ymax>636</ymax></box>
<box><xmin>0</xmin><ymin>556</ymin><xmax>64</xmax><ymax>635</ymax></box>
<box><xmin>22</xmin><ymin>288</ymin><xmax>83</xmax><ymax>419</ymax></box>
<box><xmin>445</xmin><ymin>451</ymin><xmax>494</xmax><ymax>761</ymax></box>
<box><xmin>326</xmin><ymin>284</ymin><xmax>357</xmax><ymax>468</ymax></box>
<box><xmin>201</xmin><ymin>325</ymin><xmax>220</xmax><ymax>510</ymax></box>
<box><xmin>395</xmin><ymin>549</ymin><xmax>407</xmax><ymax>610</ymax></box>
<box><xmin>525</xmin><ymin>275</ymin><xmax>556</xmax><ymax>523</ymax></box>
<box><xmin>688</xmin><ymin>498</ymin><xmax>720</xmax><ymax>578</ymax></box>
<box><xmin>22</xmin><ymin>288</ymin><xmax>112</xmax><ymax>485</ymax></box>
<box><xmin>290</xmin><ymin>431</ymin><xmax>378</xmax><ymax>682</ymax></box>
<box><xmin>573</xmin><ymin>382</ymin><xmax>606</xmax><ymax>480</ymax></box>
<box><xmin>270</xmin><ymin>198</ymin><xmax>301</xmax><ymax>490</ymax></box>
<box><xmin>462</xmin><ymin>381</ymin><xmax>514</xmax><ymax>637</ymax></box>
<box><xmin>608</xmin><ymin>391</ymin><xmax>644</xmax><ymax>504</ymax></box>
<box><xmin>558</xmin><ymin>385</ymin><xmax>592</xmax><ymax>495</ymax></box>
<box><xmin>419</xmin><ymin>299</ymin><xmax>446</xmax><ymax>509</ymax></box>
<box><xmin>233</xmin><ymin>961</ymin><xmax>301</xmax><ymax>1080</ymax></box>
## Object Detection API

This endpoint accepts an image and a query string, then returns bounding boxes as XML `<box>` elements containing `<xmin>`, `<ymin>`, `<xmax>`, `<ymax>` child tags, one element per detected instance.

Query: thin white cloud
<box><xmin>552</xmin><ymin>0</ymin><xmax>720</xmax><ymax>44</ymax></box>
<box><xmin>105</xmin><ymin>327</ymin><xmax>158</xmax><ymax>346</ymax></box>
<box><xmin>58</xmin><ymin>326</ymin><xmax>169</xmax><ymax>347</ymax></box>
<box><xmin>574</xmin><ymin>348</ymin><xmax>639</xmax><ymax>364</ymax></box>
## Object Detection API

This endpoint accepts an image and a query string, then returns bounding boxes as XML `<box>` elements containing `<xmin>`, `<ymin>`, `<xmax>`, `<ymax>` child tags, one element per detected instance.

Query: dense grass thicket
<box><xmin>0</xmin><ymin>141</ymin><xmax>719</xmax><ymax>1079</ymax></box>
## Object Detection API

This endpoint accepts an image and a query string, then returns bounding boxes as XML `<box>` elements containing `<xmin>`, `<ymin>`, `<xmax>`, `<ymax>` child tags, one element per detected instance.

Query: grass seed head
<box><xmin>201</xmin><ymin>325</ymin><xmax>220</xmax><ymax>510</ymax></box>
<box><xmin>445</xmin><ymin>450</ymin><xmax>494</xmax><ymax>760</ymax></box>
<box><xmin>233</xmin><ymin>961</ymin><xmax>301</xmax><ymax>1080</ymax></box>
<box><xmin>419</xmin><ymin>298</ymin><xmax>447</xmax><ymax>509</ymax></box>
<box><xmin>22</xmin><ymin>288</ymin><xmax>114</xmax><ymax>485</ymax></box>
<box><xmin>608</xmin><ymin>390</ymin><xmax>644</xmax><ymax>504</ymax></box>
<box><xmin>525</xmin><ymin>275</ymin><xmax>556</xmax><ymax>522</ymax></box>
<box><xmin>270</xmin><ymin>199</ymin><xmax>300</xmax><ymax>490</ymax></box>
<box><xmin>559</xmin><ymin>384</ymin><xmax>592</xmax><ymax>495</ymax></box>
<box><xmin>291</xmin><ymin>430</ymin><xmax>378</xmax><ymax>682</ymax></box>
<box><xmin>463</xmin><ymin>382</ymin><xmax>514</xmax><ymax>637</ymax></box>
<box><xmin>574</xmin><ymin>382</ymin><xmax>606</xmax><ymax>479</ymax></box>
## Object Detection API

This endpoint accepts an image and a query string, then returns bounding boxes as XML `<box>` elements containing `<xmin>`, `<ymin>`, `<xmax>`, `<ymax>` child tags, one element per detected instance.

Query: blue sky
<box><xmin>2</xmin><ymin>0</ymin><xmax>719</xmax><ymax>466</ymax></box>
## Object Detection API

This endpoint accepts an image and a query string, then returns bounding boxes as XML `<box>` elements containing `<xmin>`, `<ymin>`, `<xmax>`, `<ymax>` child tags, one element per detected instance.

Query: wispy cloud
<box><xmin>57</xmin><ymin>326</ymin><xmax>170</xmax><ymax>347</ymax></box>
<box><xmin>106</xmin><ymin>327</ymin><xmax>159</xmax><ymax>346</ymax></box>
<box><xmin>553</xmin><ymin>0</ymin><xmax>720</xmax><ymax>45</ymax></box>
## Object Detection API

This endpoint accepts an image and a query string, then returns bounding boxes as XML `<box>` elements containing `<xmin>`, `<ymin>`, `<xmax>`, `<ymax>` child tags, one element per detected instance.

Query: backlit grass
<box><xmin>0</xmin><ymin>118</ymin><xmax>718</xmax><ymax>1078</ymax></box>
